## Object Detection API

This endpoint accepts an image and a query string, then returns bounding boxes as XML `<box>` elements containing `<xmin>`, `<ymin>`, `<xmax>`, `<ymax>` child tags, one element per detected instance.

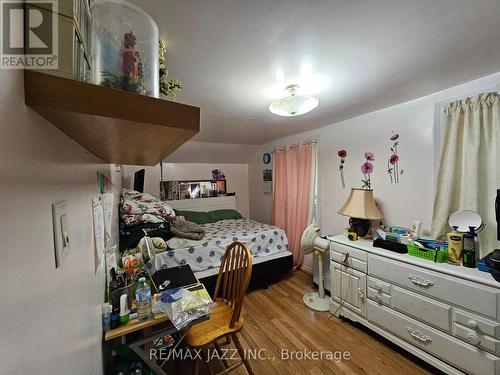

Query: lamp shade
<box><xmin>338</xmin><ymin>188</ymin><xmax>383</xmax><ymax>220</ymax></box>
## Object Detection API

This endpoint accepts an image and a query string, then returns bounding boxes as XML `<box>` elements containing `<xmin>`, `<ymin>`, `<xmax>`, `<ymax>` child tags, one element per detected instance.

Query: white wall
<box><xmin>166</xmin><ymin>141</ymin><xmax>260</xmax><ymax>163</ymax></box>
<box><xmin>122</xmin><ymin>163</ymin><xmax>250</xmax><ymax>217</ymax></box>
<box><xmin>249</xmin><ymin>72</ymin><xmax>500</xmax><ymax>271</ymax></box>
<box><xmin>0</xmin><ymin>70</ymin><xmax>113</xmax><ymax>374</ymax></box>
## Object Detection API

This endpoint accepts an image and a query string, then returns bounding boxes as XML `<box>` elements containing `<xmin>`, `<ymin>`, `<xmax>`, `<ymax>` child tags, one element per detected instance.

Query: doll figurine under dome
<box><xmin>121</xmin><ymin>31</ymin><xmax>145</xmax><ymax>94</ymax></box>
<box><xmin>122</xmin><ymin>31</ymin><xmax>138</xmax><ymax>78</ymax></box>
<box><xmin>100</xmin><ymin>30</ymin><xmax>146</xmax><ymax>95</ymax></box>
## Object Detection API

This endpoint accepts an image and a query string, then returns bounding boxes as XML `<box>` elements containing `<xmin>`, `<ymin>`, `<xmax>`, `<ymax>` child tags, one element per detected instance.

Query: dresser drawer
<box><xmin>367</xmin><ymin>276</ymin><xmax>391</xmax><ymax>306</ymax></box>
<box><xmin>391</xmin><ymin>285</ymin><xmax>451</xmax><ymax>332</ymax></box>
<box><xmin>367</xmin><ymin>276</ymin><xmax>391</xmax><ymax>294</ymax></box>
<box><xmin>369</xmin><ymin>254</ymin><xmax>500</xmax><ymax>319</ymax></box>
<box><xmin>368</xmin><ymin>287</ymin><xmax>391</xmax><ymax>306</ymax></box>
<box><xmin>368</xmin><ymin>275</ymin><xmax>451</xmax><ymax>332</ymax></box>
<box><xmin>330</xmin><ymin>242</ymin><xmax>367</xmax><ymax>273</ymax></box>
<box><xmin>453</xmin><ymin>309</ymin><xmax>500</xmax><ymax>355</ymax></box>
<box><xmin>368</xmin><ymin>301</ymin><xmax>500</xmax><ymax>375</ymax></box>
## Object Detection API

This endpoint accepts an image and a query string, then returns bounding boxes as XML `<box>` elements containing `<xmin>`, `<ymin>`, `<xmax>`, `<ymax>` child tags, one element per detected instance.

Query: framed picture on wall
<box><xmin>263</xmin><ymin>169</ymin><xmax>272</xmax><ymax>182</ymax></box>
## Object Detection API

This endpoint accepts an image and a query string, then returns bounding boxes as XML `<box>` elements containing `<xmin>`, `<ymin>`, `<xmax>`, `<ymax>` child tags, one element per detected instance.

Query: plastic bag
<box><xmin>152</xmin><ymin>288</ymin><xmax>214</xmax><ymax>330</ymax></box>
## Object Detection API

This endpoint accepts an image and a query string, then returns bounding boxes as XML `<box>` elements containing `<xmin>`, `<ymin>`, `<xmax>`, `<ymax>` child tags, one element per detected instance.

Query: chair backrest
<box><xmin>213</xmin><ymin>241</ymin><xmax>253</xmax><ymax>327</ymax></box>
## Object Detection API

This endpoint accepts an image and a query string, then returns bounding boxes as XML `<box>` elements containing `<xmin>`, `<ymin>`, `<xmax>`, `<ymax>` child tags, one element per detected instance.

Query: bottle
<box><xmin>109</xmin><ymin>268</ymin><xmax>120</xmax><ymax>293</ymax></box>
<box><xmin>110</xmin><ymin>304</ymin><xmax>120</xmax><ymax>329</ymax></box>
<box><xmin>119</xmin><ymin>294</ymin><xmax>130</xmax><ymax>325</ymax></box>
<box><xmin>116</xmin><ymin>272</ymin><xmax>125</xmax><ymax>289</ymax></box>
<box><xmin>410</xmin><ymin>220</ymin><xmax>422</xmax><ymax>238</ymax></box>
<box><xmin>463</xmin><ymin>227</ymin><xmax>476</xmax><ymax>268</ymax></box>
<box><xmin>102</xmin><ymin>303</ymin><xmax>111</xmax><ymax>332</ymax></box>
<box><xmin>447</xmin><ymin>226</ymin><xmax>463</xmax><ymax>265</ymax></box>
<box><xmin>474</xmin><ymin>232</ymin><xmax>481</xmax><ymax>265</ymax></box>
<box><xmin>135</xmin><ymin>277</ymin><xmax>152</xmax><ymax>322</ymax></box>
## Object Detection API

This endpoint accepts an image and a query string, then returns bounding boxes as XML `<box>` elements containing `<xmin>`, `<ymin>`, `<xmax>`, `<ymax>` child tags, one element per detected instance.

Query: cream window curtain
<box><xmin>431</xmin><ymin>93</ymin><xmax>500</xmax><ymax>256</ymax></box>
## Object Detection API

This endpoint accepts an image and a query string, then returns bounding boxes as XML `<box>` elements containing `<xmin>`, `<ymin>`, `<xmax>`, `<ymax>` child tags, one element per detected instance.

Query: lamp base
<box><xmin>349</xmin><ymin>217</ymin><xmax>371</xmax><ymax>237</ymax></box>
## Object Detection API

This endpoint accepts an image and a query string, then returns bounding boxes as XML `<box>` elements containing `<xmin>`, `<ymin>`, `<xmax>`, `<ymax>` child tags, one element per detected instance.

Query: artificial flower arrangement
<box><xmin>159</xmin><ymin>39</ymin><xmax>182</xmax><ymax>100</ymax></box>
<box><xmin>337</xmin><ymin>149</ymin><xmax>347</xmax><ymax>188</ymax></box>
<box><xmin>361</xmin><ymin>152</ymin><xmax>375</xmax><ymax>189</ymax></box>
<box><xmin>387</xmin><ymin>133</ymin><xmax>402</xmax><ymax>183</ymax></box>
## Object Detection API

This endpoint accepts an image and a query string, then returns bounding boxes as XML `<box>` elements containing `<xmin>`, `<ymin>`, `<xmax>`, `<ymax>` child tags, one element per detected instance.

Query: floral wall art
<box><xmin>337</xmin><ymin>149</ymin><xmax>347</xmax><ymax>188</ymax></box>
<box><xmin>361</xmin><ymin>152</ymin><xmax>375</xmax><ymax>189</ymax></box>
<box><xmin>387</xmin><ymin>133</ymin><xmax>403</xmax><ymax>183</ymax></box>
<box><xmin>337</xmin><ymin>135</ymin><xmax>403</xmax><ymax>190</ymax></box>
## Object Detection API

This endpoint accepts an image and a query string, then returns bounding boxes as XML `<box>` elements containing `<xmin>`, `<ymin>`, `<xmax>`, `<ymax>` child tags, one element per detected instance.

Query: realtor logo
<box><xmin>1</xmin><ymin>0</ymin><xmax>58</xmax><ymax>69</ymax></box>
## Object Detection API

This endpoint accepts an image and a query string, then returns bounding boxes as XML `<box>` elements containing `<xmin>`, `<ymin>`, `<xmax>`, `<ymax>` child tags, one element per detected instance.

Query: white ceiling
<box><xmin>131</xmin><ymin>0</ymin><xmax>500</xmax><ymax>145</ymax></box>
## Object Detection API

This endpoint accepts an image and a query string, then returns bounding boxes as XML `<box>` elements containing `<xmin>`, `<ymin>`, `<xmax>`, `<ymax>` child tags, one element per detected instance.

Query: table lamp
<box><xmin>338</xmin><ymin>188</ymin><xmax>383</xmax><ymax>237</ymax></box>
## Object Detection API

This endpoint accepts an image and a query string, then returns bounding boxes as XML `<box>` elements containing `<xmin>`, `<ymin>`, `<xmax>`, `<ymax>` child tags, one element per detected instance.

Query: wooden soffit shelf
<box><xmin>24</xmin><ymin>70</ymin><xmax>200</xmax><ymax>166</ymax></box>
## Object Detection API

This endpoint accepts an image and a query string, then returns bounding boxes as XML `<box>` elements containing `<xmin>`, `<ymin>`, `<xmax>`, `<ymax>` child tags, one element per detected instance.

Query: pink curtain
<box><xmin>272</xmin><ymin>142</ymin><xmax>313</xmax><ymax>268</ymax></box>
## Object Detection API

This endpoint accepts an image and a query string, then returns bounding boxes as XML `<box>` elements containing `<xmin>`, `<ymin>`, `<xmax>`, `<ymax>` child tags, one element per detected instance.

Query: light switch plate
<box><xmin>52</xmin><ymin>200</ymin><xmax>70</xmax><ymax>268</ymax></box>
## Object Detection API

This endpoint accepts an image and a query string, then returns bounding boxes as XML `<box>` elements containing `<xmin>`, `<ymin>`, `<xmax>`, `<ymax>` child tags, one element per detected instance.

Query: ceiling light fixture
<box><xmin>269</xmin><ymin>84</ymin><xmax>319</xmax><ymax>117</ymax></box>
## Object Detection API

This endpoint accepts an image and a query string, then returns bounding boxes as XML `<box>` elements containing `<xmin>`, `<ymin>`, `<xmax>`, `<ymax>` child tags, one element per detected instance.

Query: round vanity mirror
<box><xmin>448</xmin><ymin>210</ymin><xmax>483</xmax><ymax>232</ymax></box>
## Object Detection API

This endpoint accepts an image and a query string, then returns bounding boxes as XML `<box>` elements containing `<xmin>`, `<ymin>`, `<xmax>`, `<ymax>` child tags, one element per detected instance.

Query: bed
<box><xmin>156</xmin><ymin>196</ymin><xmax>293</xmax><ymax>294</ymax></box>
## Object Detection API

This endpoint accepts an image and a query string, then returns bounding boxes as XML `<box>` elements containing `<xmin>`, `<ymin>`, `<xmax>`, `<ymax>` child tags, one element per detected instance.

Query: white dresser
<box><xmin>328</xmin><ymin>234</ymin><xmax>500</xmax><ymax>375</ymax></box>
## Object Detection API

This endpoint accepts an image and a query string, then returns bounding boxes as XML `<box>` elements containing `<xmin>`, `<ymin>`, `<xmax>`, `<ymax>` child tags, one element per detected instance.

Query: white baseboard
<box><xmin>300</xmin><ymin>264</ymin><xmax>313</xmax><ymax>275</ymax></box>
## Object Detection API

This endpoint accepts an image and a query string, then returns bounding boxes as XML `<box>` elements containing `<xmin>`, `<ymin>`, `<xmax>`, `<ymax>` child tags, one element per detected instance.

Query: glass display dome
<box><xmin>92</xmin><ymin>0</ymin><xmax>159</xmax><ymax>97</ymax></box>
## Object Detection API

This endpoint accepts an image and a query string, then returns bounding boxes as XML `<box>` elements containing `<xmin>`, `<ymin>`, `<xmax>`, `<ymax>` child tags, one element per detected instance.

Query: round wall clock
<box><xmin>263</xmin><ymin>153</ymin><xmax>271</xmax><ymax>164</ymax></box>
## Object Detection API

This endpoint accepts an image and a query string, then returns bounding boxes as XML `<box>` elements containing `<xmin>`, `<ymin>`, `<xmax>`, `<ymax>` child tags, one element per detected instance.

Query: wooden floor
<box><xmin>180</xmin><ymin>271</ymin><xmax>436</xmax><ymax>375</ymax></box>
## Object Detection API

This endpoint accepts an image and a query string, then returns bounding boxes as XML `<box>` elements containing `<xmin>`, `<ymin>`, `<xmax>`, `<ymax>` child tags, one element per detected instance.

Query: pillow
<box><xmin>173</xmin><ymin>210</ymin><xmax>212</xmax><ymax>225</ymax></box>
<box><xmin>209</xmin><ymin>209</ymin><xmax>243</xmax><ymax>222</ymax></box>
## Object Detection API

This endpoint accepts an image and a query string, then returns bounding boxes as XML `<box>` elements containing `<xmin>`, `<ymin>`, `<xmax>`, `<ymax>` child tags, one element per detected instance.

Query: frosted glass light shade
<box><xmin>338</xmin><ymin>188</ymin><xmax>383</xmax><ymax>220</ymax></box>
<box><xmin>269</xmin><ymin>84</ymin><xmax>319</xmax><ymax>117</ymax></box>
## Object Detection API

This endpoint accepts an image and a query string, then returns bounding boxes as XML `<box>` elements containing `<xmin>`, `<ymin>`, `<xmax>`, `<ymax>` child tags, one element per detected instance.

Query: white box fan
<box><xmin>300</xmin><ymin>224</ymin><xmax>330</xmax><ymax>311</ymax></box>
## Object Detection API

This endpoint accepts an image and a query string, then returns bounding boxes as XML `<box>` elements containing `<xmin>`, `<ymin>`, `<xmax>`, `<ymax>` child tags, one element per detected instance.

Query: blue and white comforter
<box><xmin>155</xmin><ymin>219</ymin><xmax>289</xmax><ymax>272</ymax></box>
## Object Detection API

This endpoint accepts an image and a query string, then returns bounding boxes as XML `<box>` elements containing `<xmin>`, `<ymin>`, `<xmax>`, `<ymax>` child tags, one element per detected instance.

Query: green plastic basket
<box><xmin>407</xmin><ymin>243</ymin><xmax>448</xmax><ymax>263</ymax></box>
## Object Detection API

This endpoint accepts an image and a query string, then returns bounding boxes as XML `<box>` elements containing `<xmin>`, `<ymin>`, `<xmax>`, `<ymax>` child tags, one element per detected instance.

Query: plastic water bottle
<box><xmin>102</xmin><ymin>303</ymin><xmax>111</xmax><ymax>331</ymax></box>
<box><xmin>135</xmin><ymin>277</ymin><xmax>152</xmax><ymax>322</ymax></box>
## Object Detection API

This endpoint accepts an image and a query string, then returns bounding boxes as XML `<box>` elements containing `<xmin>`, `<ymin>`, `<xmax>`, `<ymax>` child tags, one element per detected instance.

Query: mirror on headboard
<box><xmin>161</xmin><ymin>180</ymin><xmax>227</xmax><ymax>200</ymax></box>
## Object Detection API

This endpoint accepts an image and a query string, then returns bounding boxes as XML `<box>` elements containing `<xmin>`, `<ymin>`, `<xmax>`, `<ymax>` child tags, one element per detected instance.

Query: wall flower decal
<box><xmin>364</xmin><ymin>152</ymin><xmax>375</xmax><ymax>161</ymax></box>
<box><xmin>361</xmin><ymin>161</ymin><xmax>374</xmax><ymax>174</ymax></box>
<box><xmin>387</xmin><ymin>133</ymin><xmax>403</xmax><ymax>183</ymax></box>
<box><xmin>361</xmin><ymin>152</ymin><xmax>375</xmax><ymax>189</ymax></box>
<box><xmin>338</xmin><ymin>149</ymin><xmax>347</xmax><ymax>188</ymax></box>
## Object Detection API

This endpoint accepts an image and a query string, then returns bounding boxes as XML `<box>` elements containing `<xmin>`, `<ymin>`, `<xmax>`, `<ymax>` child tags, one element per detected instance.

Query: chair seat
<box><xmin>185</xmin><ymin>302</ymin><xmax>244</xmax><ymax>347</ymax></box>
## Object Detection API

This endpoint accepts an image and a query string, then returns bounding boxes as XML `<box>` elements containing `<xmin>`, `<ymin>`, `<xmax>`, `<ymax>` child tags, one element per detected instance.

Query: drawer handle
<box><xmin>358</xmin><ymin>287</ymin><xmax>364</xmax><ymax>302</ymax></box>
<box><xmin>408</xmin><ymin>274</ymin><xmax>434</xmax><ymax>288</ymax></box>
<box><xmin>375</xmin><ymin>283</ymin><xmax>383</xmax><ymax>292</ymax></box>
<box><xmin>374</xmin><ymin>295</ymin><xmax>383</xmax><ymax>304</ymax></box>
<box><xmin>466</xmin><ymin>333</ymin><xmax>481</xmax><ymax>345</ymax></box>
<box><xmin>407</xmin><ymin>327</ymin><xmax>433</xmax><ymax>343</ymax></box>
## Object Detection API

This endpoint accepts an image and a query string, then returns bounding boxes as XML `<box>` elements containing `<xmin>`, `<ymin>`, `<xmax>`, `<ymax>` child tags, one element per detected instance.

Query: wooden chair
<box><xmin>185</xmin><ymin>241</ymin><xmax>254</xmax><ymax>375</ymax></box>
